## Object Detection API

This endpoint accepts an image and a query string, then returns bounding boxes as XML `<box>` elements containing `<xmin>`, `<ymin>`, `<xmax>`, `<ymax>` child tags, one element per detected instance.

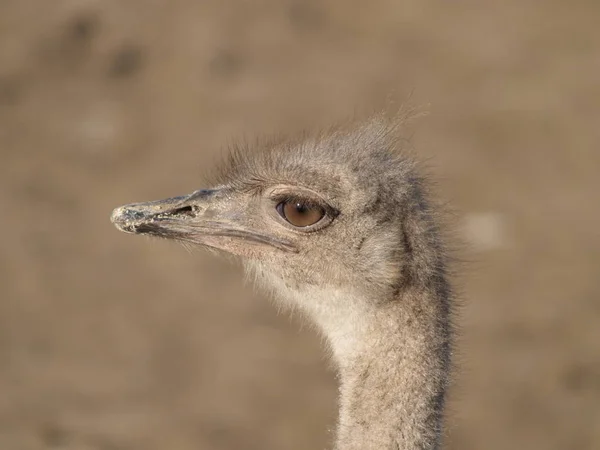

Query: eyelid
<box><xmin>270</xmin><ymin>193</ymin><xmax>339</xmax><ymax>218</ymax></box>
<box><xmin>271</xmin><ymin>193</ymin><xmax>323</xmax><ymax>208</ymax></box>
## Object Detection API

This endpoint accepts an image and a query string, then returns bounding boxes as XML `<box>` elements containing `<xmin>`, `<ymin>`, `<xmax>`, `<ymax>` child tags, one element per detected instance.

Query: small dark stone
<box><xmin>109</xmin><ymin>46</ymin><xmax>144</xmax><ymax>78</ymax></box>
<box><xmin>39</xmin><ymin>12</ymin><xmax>99</xmax><ymax>69</ymax></box>
<box><xmin>69</xmin><ymin>13</ymin><xmax>99</xmax><ymax>42</ymax></box>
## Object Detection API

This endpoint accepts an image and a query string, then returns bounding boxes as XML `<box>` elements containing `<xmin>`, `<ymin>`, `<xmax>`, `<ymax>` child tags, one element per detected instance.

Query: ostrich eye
<box><xmin>276</xmin><ymin>200</ymin><xmax>325</xmax><ymax>227</ymax></box>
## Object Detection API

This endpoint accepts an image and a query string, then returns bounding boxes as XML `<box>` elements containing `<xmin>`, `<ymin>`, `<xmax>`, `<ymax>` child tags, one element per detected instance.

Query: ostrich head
<box><xmin>112</xmin><ymin>116</ymin><xmax>442</xmax><ymax>308</ymax></box>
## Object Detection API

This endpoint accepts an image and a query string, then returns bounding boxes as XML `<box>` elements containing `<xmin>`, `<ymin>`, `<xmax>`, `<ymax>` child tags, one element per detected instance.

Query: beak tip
<box><xmin>111</xmin><ymin>204</ymin><xmax>136</xmax><ymax>225</ymax></box>
<box><xmin>110</xmin><ymin>206</ymin><xmax>125</xmax><ymax>224</ymax></box>
<box><xmin>110</xmin><ymin>205</ymin><xmax>137</xmax><ymax>233</ymax></box>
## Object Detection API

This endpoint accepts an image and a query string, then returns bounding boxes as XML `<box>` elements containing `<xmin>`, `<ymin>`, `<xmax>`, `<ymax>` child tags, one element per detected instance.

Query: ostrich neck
<box><xmin>315</xmin><ymin>287</ymin><xmax>450</xmax><ymax>450</ymax></box>
<box><xmin>249</xmin><ymin>263</ymin><xmax>451</xmax><ymax>450</ymax></box>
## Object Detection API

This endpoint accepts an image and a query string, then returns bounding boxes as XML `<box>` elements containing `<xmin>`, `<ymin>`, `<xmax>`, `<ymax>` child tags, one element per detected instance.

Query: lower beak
<box><xmin>110</xmin><ymin>189</ymin><xmax>297</xmax><ymax>253</ymax></box>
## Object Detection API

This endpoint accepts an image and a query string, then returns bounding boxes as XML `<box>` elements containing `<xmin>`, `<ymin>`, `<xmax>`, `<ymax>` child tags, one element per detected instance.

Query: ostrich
<box><xmin>111</xmin><ymin>113</ymin><xmax>453</xmax><ymax>450</ymax></box>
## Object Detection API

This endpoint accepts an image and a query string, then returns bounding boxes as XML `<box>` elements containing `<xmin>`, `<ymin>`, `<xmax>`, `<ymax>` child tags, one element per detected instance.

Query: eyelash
<box><xmin>272</xmin><ymin>194</ymin><xmax>322</xmax><ymax>209</ymax></box>
<box><xmin>270</xmin><ymin>194</ymin><xmax>339</xmax><ymax>218</ymax></box>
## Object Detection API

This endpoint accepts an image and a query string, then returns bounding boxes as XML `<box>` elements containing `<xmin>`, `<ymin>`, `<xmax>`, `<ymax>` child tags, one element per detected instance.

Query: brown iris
<box><xmin>277</xmin><ymin>200</ymin><xmax>325</xmax><ymax>227</ymax></box>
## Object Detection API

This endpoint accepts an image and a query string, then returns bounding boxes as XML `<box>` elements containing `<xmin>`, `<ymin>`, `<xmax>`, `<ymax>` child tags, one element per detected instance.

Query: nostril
<box><xmin>171</xmin><ymin>205</ymin><xmax>196</xmax><ymax>217</ymax></box>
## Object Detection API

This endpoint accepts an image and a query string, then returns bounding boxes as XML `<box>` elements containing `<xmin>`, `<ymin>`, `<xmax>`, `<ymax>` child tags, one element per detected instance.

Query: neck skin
<box><xmin>319</xmin><ymin>287</ymin><xmax>450</xmax><ymax>450</ymax></box>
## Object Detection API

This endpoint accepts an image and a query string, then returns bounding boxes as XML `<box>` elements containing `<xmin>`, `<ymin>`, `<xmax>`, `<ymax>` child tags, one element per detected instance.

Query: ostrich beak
<box><xmin>110</xmin><ymin>189</ymin><xmax>297</xmax><ymax>254</ymax></box>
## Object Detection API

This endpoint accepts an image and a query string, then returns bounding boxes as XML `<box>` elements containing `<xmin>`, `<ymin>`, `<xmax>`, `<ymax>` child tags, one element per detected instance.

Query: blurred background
<box><xmin>1</xmin><ymin>0</ymin><xmax>599</xmax><ymax>449</ymax></box>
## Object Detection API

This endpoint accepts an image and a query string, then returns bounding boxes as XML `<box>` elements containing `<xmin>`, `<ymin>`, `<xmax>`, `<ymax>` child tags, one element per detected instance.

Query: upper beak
<box><xmin>111</xmin><ymin>189</ymin><xmax>212</xmax><ymax>234</ymax></box>
<box><xmin>110</xmin><ymin>189</ymin><xmax>297</xmax><ymax>254</ymax></box>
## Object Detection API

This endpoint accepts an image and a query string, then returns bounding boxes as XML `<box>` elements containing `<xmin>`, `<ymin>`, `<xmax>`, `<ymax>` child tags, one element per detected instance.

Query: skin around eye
<box><xmin>277</xmin><ymin>201</ymin><xmax>325</xmax><ymax>227</ymax></box>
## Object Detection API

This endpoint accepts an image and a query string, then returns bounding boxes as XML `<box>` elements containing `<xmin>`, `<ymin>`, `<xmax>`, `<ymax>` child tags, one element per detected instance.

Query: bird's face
<box><xmin>112</xmin><ymin>183</ymin><xmax>399</xmax><ymax>292</ymax></box>
<box><xmin>112</xmin><ymin>122</ymin><xmax>415</xmax><ymax>303</ymax></box>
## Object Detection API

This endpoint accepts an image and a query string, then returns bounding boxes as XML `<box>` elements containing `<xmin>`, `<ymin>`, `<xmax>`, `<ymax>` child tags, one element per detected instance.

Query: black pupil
<box><xmin>295</xmin><ymin>203</ymin><xmax>307</xmax><ymax>213</ymax></box>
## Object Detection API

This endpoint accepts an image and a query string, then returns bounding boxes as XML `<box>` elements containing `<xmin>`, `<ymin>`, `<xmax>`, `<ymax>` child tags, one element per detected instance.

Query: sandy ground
<box><xmin>1</xmin><ymin>1</ymin><xmax>599</xmax><ymax>449</ymax></box>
